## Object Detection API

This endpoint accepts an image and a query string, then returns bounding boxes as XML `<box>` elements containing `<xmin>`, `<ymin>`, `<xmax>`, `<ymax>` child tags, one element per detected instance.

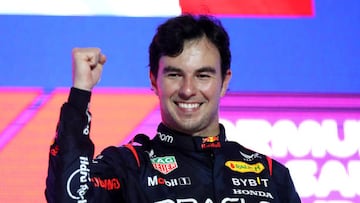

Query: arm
<box><xmin>272</xmin><ymin>161</ymin><xmax>302</xmax><ymax>203</ymax></box>
<box><xmin>45</xmin><ymin>87</ymin><xmax>94</xmax><ymax>202</ymax></box>
<box><xmin>282</xmin><ymin>168</ymin><xmax>301</xmax><ymax>203</ymax></box>
<box><xmin>45</xmin><ymin>48</ymin><xmax>112</xmax><ymax>202</ymax></box>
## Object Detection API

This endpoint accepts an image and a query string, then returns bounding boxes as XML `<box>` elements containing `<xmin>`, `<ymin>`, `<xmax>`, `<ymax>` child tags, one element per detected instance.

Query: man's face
<box><xmin>151</xmin><ymin>37</ymin><xmax>231</xmax><ymax>137</ymax></box>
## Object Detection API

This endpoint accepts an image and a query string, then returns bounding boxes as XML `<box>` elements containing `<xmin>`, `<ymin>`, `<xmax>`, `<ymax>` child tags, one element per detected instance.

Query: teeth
<box><xmin>178</xmin><ymin>103</ymin><xmax>200</xmax><ymax>109</ymax></box>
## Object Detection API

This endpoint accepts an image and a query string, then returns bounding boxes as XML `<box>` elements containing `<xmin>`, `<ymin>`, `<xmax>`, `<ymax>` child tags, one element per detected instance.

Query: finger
<box><xmin>88</xmin><ymin>51</ymin><xmax>101</xmax><ymax>68</ymax></box>
<box><xmin>99</xmin><ymin>53</ymin><xmax>107</xmax><ymax>65</ymax></box>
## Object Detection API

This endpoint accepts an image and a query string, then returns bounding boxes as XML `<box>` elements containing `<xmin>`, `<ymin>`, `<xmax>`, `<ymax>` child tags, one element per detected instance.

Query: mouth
<box><xmin>175</xmin><ymin>102</ymin><xmax>202</xmax><ymax>111</ymax></box>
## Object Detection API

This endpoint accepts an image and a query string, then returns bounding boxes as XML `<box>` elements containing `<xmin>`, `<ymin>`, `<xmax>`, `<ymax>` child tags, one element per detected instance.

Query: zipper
<box><xmin>210</xmin><ymin>151</ymin><xmax>217</xmax><ymax>202</ymax></box>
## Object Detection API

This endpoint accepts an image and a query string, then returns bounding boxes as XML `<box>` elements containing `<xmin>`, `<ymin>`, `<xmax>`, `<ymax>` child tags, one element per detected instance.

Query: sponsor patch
<box><xmin>50</xmin><ymin>144</ymin><xmax>59</xmax><ymax>156</ymax></box>
<box><xmin>202</xmin><ymin>136</ymin><xmax>219</xmax><ymax>143</ymax></box>
<box><xmin>151</xmin><ymin>156</ymin><xmax>178</xmax><ymax>174</ymax></box>
<box><xmin>148</xmin><ymin>175</ymin><xmax>191</xmax><ymax>187</ymax></box>
<box><xmin>225</xmin><ymin>161</ymin><xmax>265</xmax><ymax>174</ymax></box>
<box><xmin>91</xmin><ymin>177</ymin><xmax>120</xmax><ymax>190</ymax></box>
<box><xmin>157</xmin><ymin>132</ymin><xmax>174</xmax><ymax>143</ymax></box>
<box><xmin>239</xmin><ymin>151</ymin><xmax>261</xmax><ymax>161</ymax></box>
<box><xmin>201</xmin><ymin>136</ymin><xmax>221</xmax><ymax>149</ymax></box>
<box><xmin>66</xmin><ymin>156</ymin><xmax>90</xmax><ymax>201</ymax></box>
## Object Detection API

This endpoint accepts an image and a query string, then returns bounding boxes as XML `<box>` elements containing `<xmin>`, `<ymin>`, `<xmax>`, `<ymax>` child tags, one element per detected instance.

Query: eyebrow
<box><xmin>162</xmin><ymin>66</ymin><xmax>181</xmax><ymax>74</ymax></box>
<box><xmin>162</xmin><ymin>66</ymin><xmax>217</xmax><ymax>74</ymax></box>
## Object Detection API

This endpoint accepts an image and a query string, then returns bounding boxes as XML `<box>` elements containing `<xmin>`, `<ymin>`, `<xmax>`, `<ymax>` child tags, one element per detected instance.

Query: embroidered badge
<box><xmin>239</xmin><ymin>151</ymin><xmax>261</xmax><ymax>161</ymax></box>
<box><xmin>151</xmin><ymin>156</ymin><xmax>178</xmax><ymax>174</ymax></box>
<box><xmin>201</xmin><ymin>136</ymin><xmax>221</xmax><ymax>149</ymax></box>
<box><xmin>225</xmin><ymin>161</ymin><xmax>265</xmax><ymax>174</ymax></box>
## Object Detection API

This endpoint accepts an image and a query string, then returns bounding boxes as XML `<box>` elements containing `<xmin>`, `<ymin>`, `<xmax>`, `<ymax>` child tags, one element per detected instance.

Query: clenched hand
<box><xmin>72</xmin><ymin>48</ymin><xmax>107</xmax><ymax>91</ymax></box>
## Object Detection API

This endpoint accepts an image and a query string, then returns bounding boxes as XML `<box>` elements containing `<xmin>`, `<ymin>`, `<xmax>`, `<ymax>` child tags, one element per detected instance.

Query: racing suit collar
<box><xmin>153</xmin><ymin>123</ymin><xmax>226</xmax><ymax>151</ymax></box>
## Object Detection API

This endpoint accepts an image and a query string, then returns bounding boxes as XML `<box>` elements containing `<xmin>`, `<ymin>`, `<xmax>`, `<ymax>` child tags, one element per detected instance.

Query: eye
<box><xmin>197</xmin><ymin>73</ymin><xmax>211</xmax><ymax>79</ymax></box>
<box><xmin>166</xmin><ymin>72</ymin><xmax>182</xmax><ymax>78</ymax></box>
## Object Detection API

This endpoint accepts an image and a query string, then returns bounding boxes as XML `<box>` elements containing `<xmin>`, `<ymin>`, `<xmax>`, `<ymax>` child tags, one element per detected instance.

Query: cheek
<box><xmin>156</xmin><ymin>81</ymin><xmax>174</xmax><ymax>98</ymax></box>
<box><xmin>163</xmin><ymin>78</ymin><xmax>182</xmax><ymax>90</ymax></box>
<box><xmin>200</xmin><ymin>82</ymin><xmax>222</xmax><ymax>95</ymax></box>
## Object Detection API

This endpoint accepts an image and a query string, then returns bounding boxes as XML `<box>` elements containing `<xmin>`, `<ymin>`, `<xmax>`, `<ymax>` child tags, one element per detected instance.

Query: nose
<box><xmin>178</xmin><ymin>77</ymin><xmax>197</xmax><ymax>99</ymax></box>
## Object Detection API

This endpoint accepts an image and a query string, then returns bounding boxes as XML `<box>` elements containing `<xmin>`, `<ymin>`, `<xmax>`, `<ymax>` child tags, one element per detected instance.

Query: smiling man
<box><xmin>45</xmin><ymin>14</ymin><xmax>301</xmax><ymax>203</ymax></box>
<box><xmin>152</xmin><ymin>37</ymin><xmax>231</xmax><ymax>137</ymax></box>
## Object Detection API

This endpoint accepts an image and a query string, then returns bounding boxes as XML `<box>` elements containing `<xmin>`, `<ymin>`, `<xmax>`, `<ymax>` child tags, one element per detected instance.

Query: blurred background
<box><xmin>0</xmin><ymin>0</ymin><xmax>359</xmax><ymax>202</ymax></box>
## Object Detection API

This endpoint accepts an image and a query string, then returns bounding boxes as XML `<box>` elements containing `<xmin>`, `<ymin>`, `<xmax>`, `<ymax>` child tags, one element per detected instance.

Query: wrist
<box><xmin>68</xmin><ymin>87</ymin><xmax>92</xmax><ymax>113</ymax></box>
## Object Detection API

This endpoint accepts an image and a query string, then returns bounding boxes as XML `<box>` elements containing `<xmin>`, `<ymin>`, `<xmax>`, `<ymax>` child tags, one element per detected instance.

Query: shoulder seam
<box><xmin>124</xmin><ymin>144</ymin><xmax>141</xmax><ymax>168</ymax></box>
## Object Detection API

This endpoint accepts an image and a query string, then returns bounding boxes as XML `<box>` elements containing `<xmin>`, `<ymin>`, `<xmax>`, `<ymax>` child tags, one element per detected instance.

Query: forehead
<box><xmin>158</xmin><ymin>37</ymin><xmax>221</xmax><ymax>73</ymax></box>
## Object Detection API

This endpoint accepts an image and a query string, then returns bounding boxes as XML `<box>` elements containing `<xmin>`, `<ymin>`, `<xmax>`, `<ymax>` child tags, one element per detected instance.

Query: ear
<box><xmin>150</xmin><ymin>72</ymin><xmax>159</xmax><ymax>96</ymax></box>
<box><xmin>220</xmin><ymin>69</ymin><xmax>232</xmax><ymax>97</ymax></box>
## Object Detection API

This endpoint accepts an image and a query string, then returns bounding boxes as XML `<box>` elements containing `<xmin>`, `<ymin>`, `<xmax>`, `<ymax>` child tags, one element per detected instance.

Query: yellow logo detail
<box><xmin>225</xmin><ymin>161</ymin><xmax>265</xmax><ymax>173</ymax></box>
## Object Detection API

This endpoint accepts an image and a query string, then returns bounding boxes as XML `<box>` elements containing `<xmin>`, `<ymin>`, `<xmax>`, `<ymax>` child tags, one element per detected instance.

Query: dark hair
<box><xmin>149</xmin><ymin>14</ymin><xmax>231</xmax><ymax>81</ymax></box>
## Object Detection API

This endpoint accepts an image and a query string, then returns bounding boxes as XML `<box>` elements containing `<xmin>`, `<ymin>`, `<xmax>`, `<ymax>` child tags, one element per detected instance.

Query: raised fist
<box><xmin>72</xmin><ymin>47</ymin><xmax>107</xmax><ymax>91</ymax></box>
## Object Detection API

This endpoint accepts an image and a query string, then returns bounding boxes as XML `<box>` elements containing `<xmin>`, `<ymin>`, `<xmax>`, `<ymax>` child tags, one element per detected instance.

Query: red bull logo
<box><xmin>202</xmin><ymin>136</ymin><xmax>219</xmax><ymax>143</ymax></box>
<box><xmin>201</xmin><ymin>136</ymin><xmax>221</xmax><ymax>149</ymax></box>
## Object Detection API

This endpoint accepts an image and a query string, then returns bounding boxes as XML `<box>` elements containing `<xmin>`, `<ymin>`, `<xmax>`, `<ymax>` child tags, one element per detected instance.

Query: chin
<box><xmin>177</xmin><ymin>122</ymin><xmax>203</xmax><ymax>134</ymax></box>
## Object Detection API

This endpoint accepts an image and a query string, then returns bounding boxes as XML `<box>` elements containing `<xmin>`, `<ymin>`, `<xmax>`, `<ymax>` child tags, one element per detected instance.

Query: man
<box><xmin>46</xmin><ymin>14</ymin><xmax>301</xmax><ymax>203</ymax></box>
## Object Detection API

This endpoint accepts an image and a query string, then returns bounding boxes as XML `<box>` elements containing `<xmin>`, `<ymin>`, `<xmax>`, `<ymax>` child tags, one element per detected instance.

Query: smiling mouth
<box><xmin>176</xmin><ymin>102</ymin><xmax>201</xmax><ymax>110</ymax></box>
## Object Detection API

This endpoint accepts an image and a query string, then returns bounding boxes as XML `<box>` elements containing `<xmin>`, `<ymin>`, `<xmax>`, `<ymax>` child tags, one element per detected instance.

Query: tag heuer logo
<box><xmin>151</xmin><ymin>156</ymin><xmax>178</xmax><ymax>174</ymax></box>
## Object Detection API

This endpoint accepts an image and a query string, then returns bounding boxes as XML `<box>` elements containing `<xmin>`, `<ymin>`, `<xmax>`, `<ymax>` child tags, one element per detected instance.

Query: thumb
<box><xmin>99</xmin><ymin>53</ymin><xmax>107</xmax><ymax>65</ymax></box>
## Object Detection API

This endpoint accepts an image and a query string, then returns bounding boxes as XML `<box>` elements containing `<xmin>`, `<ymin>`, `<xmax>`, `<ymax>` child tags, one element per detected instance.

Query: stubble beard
<box><xmin>162</xmin><ymin>108</ymin><xmax>218</xmax><ymax>137</ymax></box>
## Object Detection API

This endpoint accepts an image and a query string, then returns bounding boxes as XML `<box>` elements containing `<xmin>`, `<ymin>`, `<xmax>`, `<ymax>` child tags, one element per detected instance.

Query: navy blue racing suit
<box><xmin>45</xmin><ymin>88</ymin><xmax>301</xmax><ymax>203</ymax></box>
